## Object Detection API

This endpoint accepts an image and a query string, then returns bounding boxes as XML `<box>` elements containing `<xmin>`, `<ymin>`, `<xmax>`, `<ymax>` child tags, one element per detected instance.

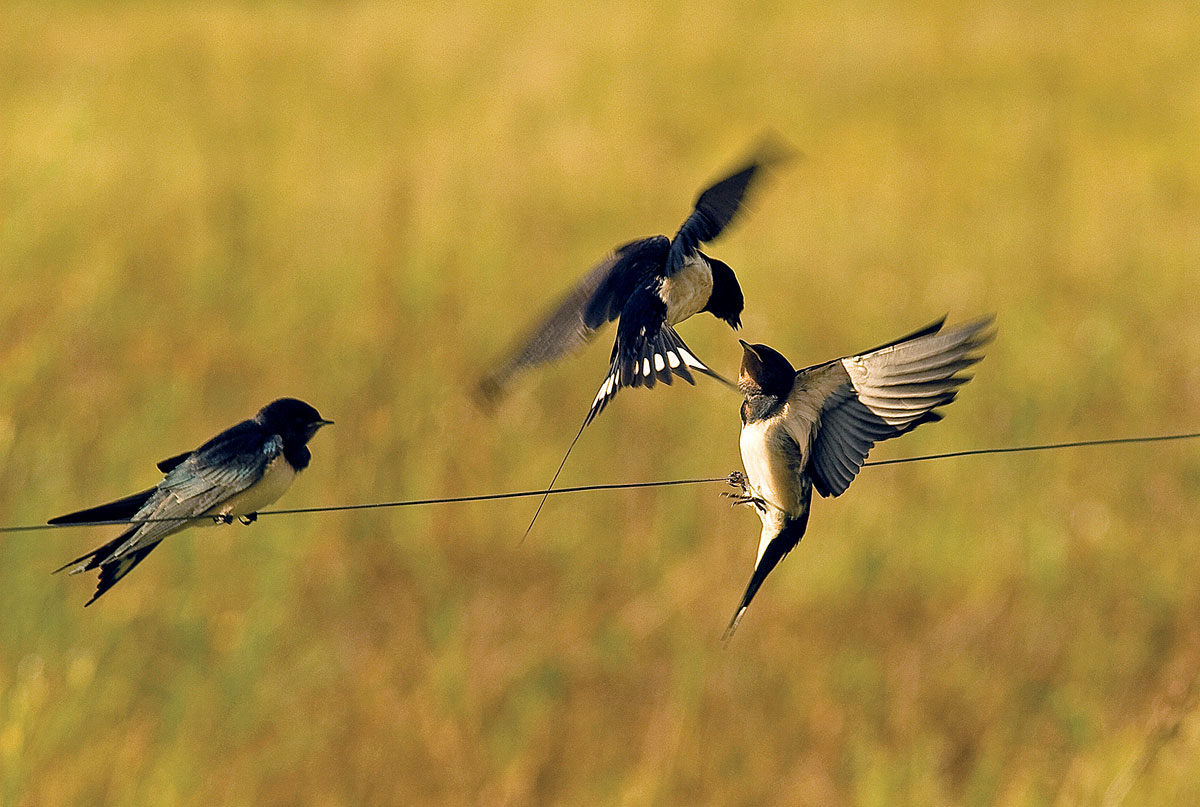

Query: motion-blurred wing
<box><xmin>477</xmin><ymin>237</ymin><xmax>669</xmax><ymax>404</ymax></box>
<box><xmin>790</xmin><ymin>317</ymin><xmax>993</xmax><ymax>498</ymax></box>
<box><xmin>666</xmin><ymin>137</ymin><xmax>793</xmax><ymax>275</ymax></box>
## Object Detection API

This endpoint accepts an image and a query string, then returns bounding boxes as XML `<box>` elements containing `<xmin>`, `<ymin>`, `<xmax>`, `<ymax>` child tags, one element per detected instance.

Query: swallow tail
<box><xmin>586</xmin><ymin>326</ymin><xmax>723</xmax><ymax>426</ymax></box>
<box><xmin>53</xmin><ymin>526</ymin><xmax>162</xmax><ymax>606</ymax></box>
<box><xmin>53</xmin><ymin>526</ymin><xmax>137</xmax><ymax>575</ymax></box>
<box><xmin>622</xmin><ymin>324</ymin><xmax>720</xmax><ymax>390</ymax></box>
<box><xmin>84</xmin><ymin>543</ymin><xmax>160</xmax><ymax>606</ymax></box>
<box><xmin>724</xmin><ymin>510</ymin><xmax>811</xmax><ymax>641</ymax></box>
<box><xmin>48</xmin><ymin>488</ymin><xmax>156</xmax><ymax>526</ymax></box>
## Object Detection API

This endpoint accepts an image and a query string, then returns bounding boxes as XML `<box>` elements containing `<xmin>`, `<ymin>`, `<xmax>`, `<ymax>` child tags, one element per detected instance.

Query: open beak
<box><xmin>738</xmin><ymin>340</ymin><xmax>762</xmax><ymax>390</ymax></box>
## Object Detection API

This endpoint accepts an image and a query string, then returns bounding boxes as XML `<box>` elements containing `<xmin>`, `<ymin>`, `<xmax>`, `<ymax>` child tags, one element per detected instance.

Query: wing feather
<box><xmin>477</xmin><ymin>237</ymin><xmax>669</xmax><ymax>403</ymax></box>
<box><xmin>790</xmin><ymin>317</ymin><xmax>993</xmax><ymax>498</ymax></box>
<box><xmin>666</xmin><ymin>138</ymin><xmax>792</xmax><ymax>275</ymax></box>
<box><xmin>113</xmin><ymin>427</ymin><xmax>283</xmax><ymax>557</ymax></box>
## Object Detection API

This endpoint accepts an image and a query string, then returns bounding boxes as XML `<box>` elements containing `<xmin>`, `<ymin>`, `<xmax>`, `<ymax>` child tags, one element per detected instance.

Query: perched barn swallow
<box><xmin>480</xmin><ymin>139</ymin><xmax>791</xmax><ymax>423</ymax></box>
<box><xmin>50</xmin><ymin>398</ymin><xmax>332</xmax><ymax>606</ymax></box>
<box><xmin>724</xmin><ymin>317</ymin><xmax>993</xmax><ymax>638</ymax></box>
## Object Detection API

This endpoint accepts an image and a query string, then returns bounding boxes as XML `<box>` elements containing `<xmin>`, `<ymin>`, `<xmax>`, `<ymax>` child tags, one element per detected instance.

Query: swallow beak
<box><xmin>734</xmin><ymin>338</ymin><xmax>772</xmax><ymax>391</ymax></box>
<box><xmin>318</xmin><ymin>419</ymin><xmax>335</xmax><ymax>427</ymax></box>
<box><xmin>738</xmin><ymin>341</ymin><xmax>761</xmax><ymax>390</ymax></box>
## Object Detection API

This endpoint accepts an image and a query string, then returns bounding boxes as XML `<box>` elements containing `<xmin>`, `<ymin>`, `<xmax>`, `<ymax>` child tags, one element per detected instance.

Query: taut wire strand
<box><xmin>3</xmin><ymin>430</ymin><xmax>1197</xmax><ymax>534</ymax></box>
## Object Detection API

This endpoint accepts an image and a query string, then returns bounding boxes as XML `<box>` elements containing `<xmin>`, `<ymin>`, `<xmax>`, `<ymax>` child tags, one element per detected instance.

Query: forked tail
<box><xmin>585</xmin><ymin>325</ymin><xmax>729</xmax><ymax>427</ymax></box>
<box><xmin>526</xmin><ymin>327</ymin><xmax>732</xmax><ymax>541</ymax></box>
<box><xmin>521</xmin><ymin>416</ymin><xmax>588</xmax><ymax>543</ymax></box>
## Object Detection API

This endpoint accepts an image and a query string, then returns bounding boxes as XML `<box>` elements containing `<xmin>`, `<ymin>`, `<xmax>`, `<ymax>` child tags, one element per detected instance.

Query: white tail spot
<box><xmin>667</xmin><ymin>351</ymin><xmax>680</xmax><ymax>368</ymax></box>
<box><xmin>594</xmin><ymin>374</ymin><xmax>616</xmax><ymax>405</ymax></box>
<box><xmin>642</xmin><ymin>358</ymin><xmax>651</xmax><ymax>377</ymax></box>
<box><xmin>654</xmin><ymin>354</ymin><xmax>666</xmax><ymax>372</ymax></box>
<box><xmin>678</xmin><ymin>348</ymin><xmax>705</xmax><ymax>369</ymax></box>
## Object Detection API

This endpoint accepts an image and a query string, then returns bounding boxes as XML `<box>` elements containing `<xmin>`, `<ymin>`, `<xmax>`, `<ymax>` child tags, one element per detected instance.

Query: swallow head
<box><xmin>257</xmin><ymin>398</ymin><xmax>334</xmax><ymax>445</ymax></box>
<box><xmin>738</xmin><ymin>340</ymin><xmax>795</xmax><ymax>399</ymax></box>
<box><xmin>700</xmin><ymin>253</ymin><xmax>744</xmax><ymax>330</ymax></box>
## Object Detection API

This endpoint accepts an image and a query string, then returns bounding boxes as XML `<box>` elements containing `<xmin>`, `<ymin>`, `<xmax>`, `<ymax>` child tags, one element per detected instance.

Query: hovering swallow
<box><xmin>723</xmin><ymin>317</ymin><xmax>993</xmax><ymax>638</ymax></box>
<box><xmin>486</xmin><ymin>140</ymin><xmax>792</xmax><ymax>536</ymax></box>
<box><xmin>480</xmin><ymin>139</ymin><xmax>792</xmax><ymax>422</ymax></box>
<box><xmin>50</xmin><ymin>398</ymin><xmax>333</xmax><ymax>606</ymax></box>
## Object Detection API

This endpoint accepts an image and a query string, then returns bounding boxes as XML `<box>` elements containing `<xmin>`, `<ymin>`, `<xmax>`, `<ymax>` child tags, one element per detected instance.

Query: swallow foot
<box><xmin>723</xmin><ymin>492</ymin><xmax>769</xmax><ymax>513</ymax></box>
<box><xmin>723</xmin><ymin>471</ymin><xmax>768</xmax><ymax>512</ymax></box>
<box><xmin>238</xmin><ymin>513</ymin><xmax>258</xmax><ymax>525</ymax></box>
<box><xmin>726</xmin><ymin>470</ymin><xmax>749</xmax><ymax>492</ymax></box>
<box><xmin>213</xmin><ymin>514</ymin><xmax>235</xmax><ymax>525</ymax></box>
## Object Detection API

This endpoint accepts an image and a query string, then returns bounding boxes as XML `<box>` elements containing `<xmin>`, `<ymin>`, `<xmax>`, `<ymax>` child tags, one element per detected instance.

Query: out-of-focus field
<box><xmin>1</xmin><ymin>1</ymin><xmax>1199</xmax><ymax>804</ymax></box>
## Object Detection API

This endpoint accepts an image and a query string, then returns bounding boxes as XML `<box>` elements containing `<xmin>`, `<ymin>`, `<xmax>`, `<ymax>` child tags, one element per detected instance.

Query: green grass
<box><xmin>2</xmin><ymin>1</ymin><xmax>1200</xmax><ymax>804</ymax></box>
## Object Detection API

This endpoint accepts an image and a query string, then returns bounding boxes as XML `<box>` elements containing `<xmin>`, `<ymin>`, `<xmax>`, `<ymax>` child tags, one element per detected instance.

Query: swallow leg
<box><xmin>724</xmin><ymin>493</ymin><xmax>769</xmax><ymax>513</ymax></box>
<box><xmin>238</xmin><ymin>513</ymin><xmax>258</xmax><ymax>525</ymax></box>
<box><xmin>213</xmin><ymin>514</ymin><xmax>235</xmax><ymax>525</ymax></box>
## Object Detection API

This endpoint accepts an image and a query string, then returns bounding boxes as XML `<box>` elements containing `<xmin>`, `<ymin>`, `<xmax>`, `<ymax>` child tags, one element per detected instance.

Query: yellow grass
<box><xmin>2</xmin><ymin>1</ymin><xmax>1200</xmax><ymax>804</ymax></box>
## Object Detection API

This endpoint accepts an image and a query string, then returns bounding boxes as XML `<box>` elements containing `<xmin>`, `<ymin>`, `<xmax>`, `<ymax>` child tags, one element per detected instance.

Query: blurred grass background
<box><xmin>1</xmin><ymin>0</ymin><xmax>1199</xmax><ymax>804</ymax></box>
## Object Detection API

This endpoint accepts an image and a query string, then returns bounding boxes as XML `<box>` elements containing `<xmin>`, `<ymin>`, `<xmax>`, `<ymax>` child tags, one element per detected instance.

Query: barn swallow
<box><xmin>50</xmin><ymin>398</ymin><xmax>333</xmax><ymax>606</ymax></box>
<box><xmin>724</xmin><ymin>317</ymin><xmax>993</xmax><ymax>638</ymax></box>
<box><xmin>485</xmin><ymin>139</ymin><xmax>792</xmax><ymax>536</ymax></box>
<box><xmin>480</xmin><ymin>138</ymin><xmax>792</xmax><ymax>422</ymax></box>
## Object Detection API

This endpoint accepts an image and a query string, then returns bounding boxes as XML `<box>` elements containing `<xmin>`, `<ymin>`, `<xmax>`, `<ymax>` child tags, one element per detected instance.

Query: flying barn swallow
<box><xmin>480</xmin><ymin>140</ymin><xmax>791</xmax><ymax>423</ymax></box>
<box><xmin>483</xmin><ymin>140</ymin><xmax>791</xmax><ymax>536</ymax></box>
<box><xmin>50</xmin><ymin>398</ymin><xmax>332</xmax><ymax>606</ymax></box>
<box><xmin>724</xmin><ymin>317</ymin><xmax>993</xmax><ymax>638</ymax></box>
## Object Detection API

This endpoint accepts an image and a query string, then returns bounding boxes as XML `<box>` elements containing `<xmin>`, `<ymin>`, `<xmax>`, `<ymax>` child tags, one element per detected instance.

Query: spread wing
<box><xmin>666</xmin><ymin>137</ymin><xmax>793</xmax><ymax>276</ymax></box>
<box><xmin>477</xmin><ymin>236</ymin><xmax>669</xmax><ymax>404</ymax></box>
<box><xmin>787</xmin><ymin>317</ymin><xmax>993</xmax><ymax>498</ymax></box>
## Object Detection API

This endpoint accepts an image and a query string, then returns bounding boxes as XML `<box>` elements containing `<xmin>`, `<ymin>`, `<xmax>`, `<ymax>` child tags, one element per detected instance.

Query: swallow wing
<box><xmin>156</xmin><ymin>450</ymin><xmax>193</xmax><ymax>473</ymax></box>
<box><xmin>116</xmin><ymin>423</ymin><xmax>284</xmax><ymax>554</ymax></box>
<box><xmin>48</xmin><ymin>488</ymin><xmax>157</xmax><ymax>526</ymax></box>
<box><xmin>790</xmin><ymin>317</ymin><xmax>993</xmax><ymax>498</ymax></box>
<box><xmin>666</xmin><ymin>138</ymin><xmax>791</xmax><ymax>275</ymax></box>
<box><xmin>478</xmin><ymin>237</ymin><xmax>669</xmax><ymax>403</ymax></box>
<box><xmin>49</xmin><ymin>443</ymin><xmax>211</xmax><ymax>525</ymax></box>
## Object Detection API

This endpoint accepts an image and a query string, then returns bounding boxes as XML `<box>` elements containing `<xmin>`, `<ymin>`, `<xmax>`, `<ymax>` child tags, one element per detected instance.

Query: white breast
<box><xmin>207</xmin><ymin>454</ymin><xmax>297</xmax><ymax>519</ymax></box>
<box><xmin>659</xmin><ymin>255</ymin><xmax>714</xmax><ymax>324</ymax></box>
<box><xmin>741</xmin><ymin>417</ymin><xmax>811</xmax><ymax>566</ymax></box>
<box><xmin>739</xmin><ymin>418</ymin><xmax>805</xmax><ymax>517</ymax></box>
<box><xmin>741</xmin><ymin>420</ymin><xmax>783</xmax><ymax>511</ymax></box>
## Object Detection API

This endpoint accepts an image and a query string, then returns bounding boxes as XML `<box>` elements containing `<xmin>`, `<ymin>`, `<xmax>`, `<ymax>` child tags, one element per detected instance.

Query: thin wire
<box><xmin>860</xmin><ymin>430</ymin><xmax>1200</xmax><ymax>467</ymax></box>
<box><xmin>3</xmin><ymin>430</ymin><xmax>1197</xmax><ymax>534</ymax></box>
<box><xmin>0</xmin><ymin>477</ymin><xmax>727</xmax><ymax>533</ymax></box>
